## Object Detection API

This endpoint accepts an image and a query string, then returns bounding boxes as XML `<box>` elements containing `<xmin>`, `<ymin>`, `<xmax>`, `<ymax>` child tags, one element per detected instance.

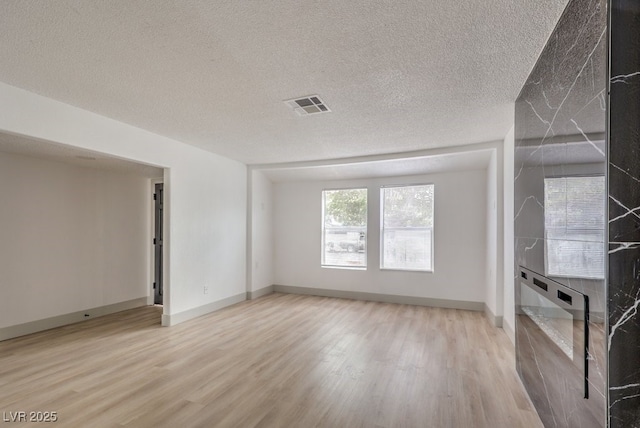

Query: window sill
<box><xmin>321</xmin><ymin>265</ymin><xmax>367</xmax><ymax>271</ymax></box>
<box><xmin>380</xmin><ymin>268</ymin><xmax>433</xmax><ymax>273</ymax></box>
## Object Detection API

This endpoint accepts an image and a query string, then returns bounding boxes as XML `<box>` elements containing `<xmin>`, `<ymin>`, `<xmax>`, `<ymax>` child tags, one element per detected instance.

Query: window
<box><xmin>322</xmin><ymin>188</ymin><xmax>367</xmax><ymax>268</ymax></box>
<box><xmin>544</xmin><ymin>176</ymin><xmax>605</xmax><ymax>279</ymax></box>
<box><xmin>381</xmin><ymin>184</ymin><xmax>434</xmax><ymax>271</ymax></box>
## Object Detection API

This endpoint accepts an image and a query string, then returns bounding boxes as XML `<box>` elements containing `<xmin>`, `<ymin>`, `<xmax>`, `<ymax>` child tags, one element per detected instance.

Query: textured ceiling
<box><xmin>0</xmin><ymin>0</ymin><xmax>569</xmax><ymax>165</ymax></box>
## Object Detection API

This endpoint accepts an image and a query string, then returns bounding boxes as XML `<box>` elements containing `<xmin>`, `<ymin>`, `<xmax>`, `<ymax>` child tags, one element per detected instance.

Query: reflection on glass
<box><xmin>521</xmin><ymin>283</ymin><xmax>574</xmax><ymax>359</ymax></box>
<box><xmin>544</xmin><ymin>176</ymin><xmax>605</xmax><ymax>279</ymax></box>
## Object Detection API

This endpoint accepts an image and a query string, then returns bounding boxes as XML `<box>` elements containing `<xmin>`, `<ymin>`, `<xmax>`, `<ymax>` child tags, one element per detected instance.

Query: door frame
<box><xmin>149</xmin><ymin>176</ymin><xmax>169</xmax><ymax>313</ymax></box>
<box><xmin>153</xmin><ymin>182</ymin><xmax>164</xmax><ymax>305</ymax></box>
<box><xmin>151</xmin><ymin>170</ymin><xmax>172</xmax><ymax>326</ymax></box>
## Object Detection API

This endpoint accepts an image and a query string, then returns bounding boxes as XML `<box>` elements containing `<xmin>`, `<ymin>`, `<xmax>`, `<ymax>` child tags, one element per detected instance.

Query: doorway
<box><xmin>153</xmin><ymin>183</ymin><xmax>164</xmax><ymax>305</ymax></box>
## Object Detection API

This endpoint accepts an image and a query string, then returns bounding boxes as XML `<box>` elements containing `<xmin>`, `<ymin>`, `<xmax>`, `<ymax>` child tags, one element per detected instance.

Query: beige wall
<box><xmin>0</xmin><ymin>152</ymin><xmax>150</xmax><ymax>327</ymax></box>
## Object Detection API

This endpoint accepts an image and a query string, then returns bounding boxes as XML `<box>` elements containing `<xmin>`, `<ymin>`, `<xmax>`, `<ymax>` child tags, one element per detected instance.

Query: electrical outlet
<box><xmin>204</xmin><ymin>286</ymin><xmax>209</xmax><ymax>294</ymax></box>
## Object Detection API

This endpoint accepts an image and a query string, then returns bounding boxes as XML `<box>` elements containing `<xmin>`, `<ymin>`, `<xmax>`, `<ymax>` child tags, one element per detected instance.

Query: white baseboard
<box><xmin>273</xmin><ymin>285</ymin><xmax>484</xmax><ymax>312</ymax></box>
<box><xmin>161</xmin><ymin>292</ymin><xmax>246</xmax><ymax>326</ymax></box>
<box><xmin>0</xmin><ymin>297</ymin><xmax>148</xmax><ymax>341</ymax></box>
<box><xmin>247</xmin><ymin>285</ymin><xmax>274</xmax><ymax>300</ymax></box>
<box><xmin>484</xmin><ymin>304</ymin><xmax>504</xmax><ymax>328</ymax></box>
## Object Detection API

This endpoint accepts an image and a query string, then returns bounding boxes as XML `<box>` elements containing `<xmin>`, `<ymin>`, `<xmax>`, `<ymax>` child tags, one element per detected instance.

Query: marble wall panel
<box><xmin>514</xmin><ymin>0</ymin><xmax>607</xmax><ymax>426</ymax></box>
<box><xmin>607</xmin><ymin>1</ymin><xmax>640</xmax><ymax>426</ymax></box>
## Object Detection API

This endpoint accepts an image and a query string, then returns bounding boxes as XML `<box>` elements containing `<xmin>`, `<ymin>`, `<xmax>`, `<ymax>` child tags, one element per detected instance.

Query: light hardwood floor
<box><xmin>0</xmin><ymin>293</ymin><xmax>542</xmax><ymax>427</ymax></box>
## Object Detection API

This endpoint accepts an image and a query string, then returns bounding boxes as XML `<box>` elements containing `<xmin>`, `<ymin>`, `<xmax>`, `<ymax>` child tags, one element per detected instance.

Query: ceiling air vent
<box><xmin>284</xmin><ymin>95</ymin><xmax>331</xmax><ymax>116</ymax></box>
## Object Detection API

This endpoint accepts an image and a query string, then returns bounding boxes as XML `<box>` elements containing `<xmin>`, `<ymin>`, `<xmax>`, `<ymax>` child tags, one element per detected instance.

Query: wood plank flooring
<box><xmin>0</xmin><ymin>293</ymin><xmax>542</xmax><ymax>427</ymax></box>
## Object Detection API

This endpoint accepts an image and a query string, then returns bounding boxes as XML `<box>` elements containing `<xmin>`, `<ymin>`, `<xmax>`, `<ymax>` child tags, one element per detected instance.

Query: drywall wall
<box><xmin>502</xmin><ymin>127</ymin><xmax>515</xmax><ymax>342</ymax></box>
<box><xmin>249</xmin><ymin>170</ymin><xmax>274</xmax><ymax>294</ymax></box>
<box><xmin>273</xmin><ymin>170</ymin><xmax>488</xmax><ymax>304</ymax></box>
<box><xmin>0</xmin><ymin>152</ymin><xmax>150</xmax><ymax>328</ymax></box>
<box><xmin>0</xmin><ymin>82</ymin><xmax>247</xmax><ymax>326</ymax></box>
<box><xmin>485</xmin><ymin>149</ymin><xmax>499</xmax><ymax>323</ymax></box>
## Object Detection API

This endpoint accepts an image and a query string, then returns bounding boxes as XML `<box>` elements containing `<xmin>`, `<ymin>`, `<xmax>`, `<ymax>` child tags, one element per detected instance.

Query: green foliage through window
<box><xmin>382</xmin><ymin>185</ymin><xmax>434</xmax><ymax>228</ymax></box>
<box><xmin>324</xmin><ymin>188</ymin><xmax>367</xmax><ymax>227</ymax></box>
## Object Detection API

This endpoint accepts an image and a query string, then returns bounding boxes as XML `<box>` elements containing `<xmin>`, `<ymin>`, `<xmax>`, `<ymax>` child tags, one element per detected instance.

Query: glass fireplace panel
<box><xmin>516</xmin><ymin>267</ymin><xmax>588</xmax><ymax>399</ymax></box>
<box><xmin>520</xmin><ymin>283</ymin><xmax>574</xmax><ymax>359</ymax></box>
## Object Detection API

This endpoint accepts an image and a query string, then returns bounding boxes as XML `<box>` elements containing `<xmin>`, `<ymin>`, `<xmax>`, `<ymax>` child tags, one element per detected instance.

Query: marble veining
<box><xmin>608</xmin><ymin>243</ymin><xmax>640</xmax><ymax>254</ymax></box>
<box><xmin>608</xmin><ymin>288</ymin><xmax>640</xmax><ymax>351</ymax></box>
<box><xmin>610</xmin><ymin>71</ymin><xmax>640</xmax><ymax>84</ymax></box>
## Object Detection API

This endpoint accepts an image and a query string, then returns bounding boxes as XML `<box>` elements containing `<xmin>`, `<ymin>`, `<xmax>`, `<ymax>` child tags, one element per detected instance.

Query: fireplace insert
<box><xmin>515</xmin><ymin>267</ymin><xmax>598</xmax><ymax>427</ymax></box>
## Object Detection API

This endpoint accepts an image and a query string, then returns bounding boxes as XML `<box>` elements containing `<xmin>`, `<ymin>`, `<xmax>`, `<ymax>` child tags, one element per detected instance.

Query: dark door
<box><xmin>153</xmin><ymin>183</ymin><xmax>164</xmax><ymax>305</ymax></box>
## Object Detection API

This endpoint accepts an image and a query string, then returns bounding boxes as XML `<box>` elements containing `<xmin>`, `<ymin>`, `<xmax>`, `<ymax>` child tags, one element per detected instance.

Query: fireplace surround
<box><xmin>514</xmin><ymin>0</ymin><xmax>640</xmax><ymax>426</ymax></box>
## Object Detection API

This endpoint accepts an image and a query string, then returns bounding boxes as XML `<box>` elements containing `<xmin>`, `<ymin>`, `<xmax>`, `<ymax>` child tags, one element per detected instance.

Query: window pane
<box><xmin>382</xmin><ymin>185</ymin><xmax>433</xmax><ymax>228</ymax></box>
<box><xmin>322</xmin><ymin>188</ymin><xmax>367</xmax><ymax>268</ymax></box>
<box><xmin>381</xmin><ymin>185</ymin><xmax>434</xmax><ymax>271</ymax></box>
<box><xmin>544</xmin><ymin>176</ymin><xmax>605</xmax><ymax>279</ymax></box>
<box><xmin>383</xmin><ymin>228</ymin><xmax>432</xmax><ymax>270</ymax></box>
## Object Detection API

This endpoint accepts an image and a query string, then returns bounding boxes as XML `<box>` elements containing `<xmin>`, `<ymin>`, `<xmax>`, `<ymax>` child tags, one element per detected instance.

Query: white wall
<box><xmin>483</xmin><ymin>145</ymin><xmax>505</xmax><ymax>326</ymax></box>
<box><xmin>503</xmin><ymin>127</ymin><xmax>515</xmax><ymax>342</ymax></box>
<box><xmin>0</xmin><ymin>82</ymin><xmax>247</xmax><ymax>325</ymax></box>
<box><xmin>486</xmin><ymin>150</ymin><xmax>499</xmax><ymax>320</ymax></box>
<box><xmin>273</xmin><ymin>170</ymin><xmax>488</xmax><ymax>303</ymax></box>
<box><xmin>250</xmin><ymin>170</ymin><xmax>274</xmax><ymax>293</ymax></box>
<box><xmin>0</xmin><ymin>152</ymin><xmax>150</xmax><ymax>328</ymax></box>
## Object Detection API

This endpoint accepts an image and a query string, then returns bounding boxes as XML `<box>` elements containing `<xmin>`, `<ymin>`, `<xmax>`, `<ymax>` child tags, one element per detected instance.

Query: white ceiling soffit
<box><xmin>259</xmin><ymin>150</ymin><xmax>493</xmax><ymax>183</ymax></box>
<box><xmin>0</xmin><ymin>0</ymin><xmax>569</xmax><ymax>165</ymax></box>
<box><xmin>0</xmin><ymin>132</ymin><xmax>164</xmax><ymax>178</ymax></box>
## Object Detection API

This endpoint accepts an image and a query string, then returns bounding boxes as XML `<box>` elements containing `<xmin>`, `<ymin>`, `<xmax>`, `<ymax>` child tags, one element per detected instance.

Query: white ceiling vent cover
<box><xmin>284</xmin><ymin>95</ymin><xmax>331</xmax><ymax>116</ymax></box>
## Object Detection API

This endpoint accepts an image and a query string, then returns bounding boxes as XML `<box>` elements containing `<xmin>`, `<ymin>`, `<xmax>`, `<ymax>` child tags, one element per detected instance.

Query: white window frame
<box><xmin>380</xmin><ymin>184</ymin><xmax>434</xmax><ymax>272</ymax></box>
